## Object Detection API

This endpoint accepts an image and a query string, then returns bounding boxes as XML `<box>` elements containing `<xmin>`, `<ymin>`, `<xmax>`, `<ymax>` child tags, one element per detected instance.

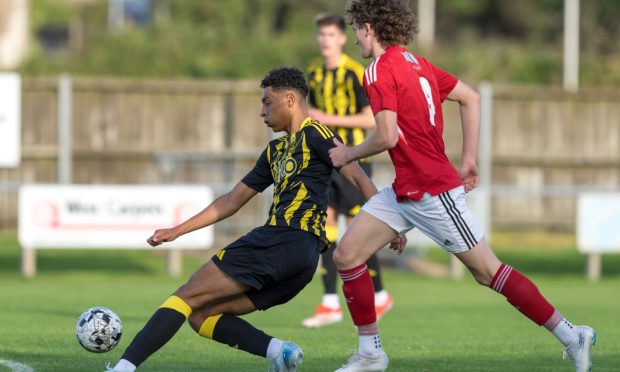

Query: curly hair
<box><xmin>345</xmin><ymin>0</ymin><xmax>419</xmax><ymax>46</ymax></box>
<box><xmin>260</xmin><ymin>67</ymin><xmax>309</xmax><ymax>98</ymax></box>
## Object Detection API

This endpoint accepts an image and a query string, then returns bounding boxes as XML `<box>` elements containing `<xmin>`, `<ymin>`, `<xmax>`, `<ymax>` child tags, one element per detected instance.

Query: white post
<box><xmin>167</xmin><ymin>250</ymin><xmax>182</xmax><ymax>278</ymax></box>
<box><xmin>417</xmin><ymin>0</ymin><xmax>436</xmax><ymax>52</ymax></box>
<box><xmin>449</xmin><ymin>256</ymin><xmax>464</xmax><ymax>279</ymax></box>
<box><xmin>477</xmin><ymin>82</ymin><xmax>493</xmax><ymax>239</ymax></box>
<box><xmin>563</xmin><ymin>0</ymin><xmax>580</xmax><ymax>92</ymax></box>
<box><xmin>108</xmin><ymin>0</ymin><xmax>125</xmax><ymax>30</ymax></box>
<box><xmin>586</xmin><ymin>253</ymin><xmax>601</xmax><ymax>282</ymax></box>
<box><xmin>58</xmin><ymin>74</ymin><xmax>72</xmax><ymax>184</ymax></box>
<box><xmin>0</xmin><ymin>0</ymin><xmax>30</xmax><ymax>69</ymax></box>
<box><xmin>21</xmin><ymin>248</ymin><xmax>36</xmax><ymax>277</ymax></box>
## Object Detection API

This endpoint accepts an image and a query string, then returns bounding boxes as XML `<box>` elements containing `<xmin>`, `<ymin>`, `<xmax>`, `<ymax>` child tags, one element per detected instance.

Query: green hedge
<box><xmin>20</xmin><ymin>0</ymin><xmax>620</xmax><ymax>87</ymax></box>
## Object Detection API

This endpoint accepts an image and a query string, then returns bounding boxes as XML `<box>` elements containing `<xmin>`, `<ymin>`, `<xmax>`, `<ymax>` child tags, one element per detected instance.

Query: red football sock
<box><xmin>490</xmin><ymin>264</ymin><xmax>555</xmax><ymax>325</ymax></box>
<box><xmin>339</xmin><ymin>264</ymin><xmax>376</xmax><ymax>326</ymax></box>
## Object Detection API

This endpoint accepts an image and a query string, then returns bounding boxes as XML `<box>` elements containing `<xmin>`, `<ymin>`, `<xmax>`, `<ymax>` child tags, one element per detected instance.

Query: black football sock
<box><xmin>121</xmin><ymin>296</ymin><xmax>191</xmax><ymax>367</ymax></box>
<box><xmin>366</xmin><ymin>254</ymin><xmax>384</xmax><ymax>292</ymax></box>
<box><xmin>198</xmin><ymin>314</ymin><xmax>272</xmax><ymax>357</ymax></box>
<box><xmin>321</xmin><ymin>242</ymin><xmax>338</xmax><ymax>294</ymax></box>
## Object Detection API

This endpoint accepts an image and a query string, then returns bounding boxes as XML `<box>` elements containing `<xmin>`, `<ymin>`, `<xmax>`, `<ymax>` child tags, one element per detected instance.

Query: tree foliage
<box><xmin>20</xmin><ymin>0</ymin><xmax>620</xmax><ymax>86</ymax></box>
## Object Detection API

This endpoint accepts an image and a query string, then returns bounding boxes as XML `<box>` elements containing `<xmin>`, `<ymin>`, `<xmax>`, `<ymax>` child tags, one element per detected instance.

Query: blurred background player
<box><xmin>329</xmin><ymin>0</ymin><xmax>596</xmax><ymax>371</ymax></box>
<box><xmin>301</xmin><ymin>13</ymin><xmax>393</xmax><ymax>329</ymax></box>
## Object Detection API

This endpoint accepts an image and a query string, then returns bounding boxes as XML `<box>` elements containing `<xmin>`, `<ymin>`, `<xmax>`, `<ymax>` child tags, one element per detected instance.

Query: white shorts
<box><xmin>362</xmin><ymin>186</ymin><xmax>484</xmax><ymax>254</ymax></box>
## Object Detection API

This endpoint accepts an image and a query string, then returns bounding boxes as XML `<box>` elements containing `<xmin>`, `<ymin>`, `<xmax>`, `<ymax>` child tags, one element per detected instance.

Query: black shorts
<box><xmin>329</xmin><ymin>162</ymin><xmax>372</xmax><ymax>217</ymax></box>
<box><xmin>212</xmin><ymin>226</ymin><xmax>322</xmax><ymax>311</ymax></box>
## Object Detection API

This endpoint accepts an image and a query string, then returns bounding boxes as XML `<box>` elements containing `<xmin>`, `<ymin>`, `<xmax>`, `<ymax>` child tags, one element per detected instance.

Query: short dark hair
<box><xmin>345</xmin><ymin>0</ymin><xmax>419</xmax><ymax>46</ymax></box>
<box><xmin>260</xmin><ymin>67</ymin><xmax>309</xmax><ymax>98</ymax></box>
<box><xmin>314</xmin><ymin>12</ymin><xmax>346</xmax><ymax>32</ymax></box>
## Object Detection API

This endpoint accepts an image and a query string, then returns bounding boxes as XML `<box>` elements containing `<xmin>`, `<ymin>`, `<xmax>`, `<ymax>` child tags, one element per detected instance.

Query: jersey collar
<box><xmin>299</xmin><ymin>117</ymin><xmax>313</xmax><ymax>130</ymax></box>
<box><xmin>324</xmin><ymin>53</ymin><xmax>348</xmax><ymax>71</ymax></box>
<box><xmin>337</xmin><ymin>53</ymin><xmax>349</xmax><ymax>68</ymax></box>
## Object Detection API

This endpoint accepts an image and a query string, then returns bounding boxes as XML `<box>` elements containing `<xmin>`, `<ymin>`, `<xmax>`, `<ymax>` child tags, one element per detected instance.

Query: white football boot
<box><xmin>268</xmin><ymin>341</ymin><xmax>304</xmax><ymax>372</ymax></box>
<box><xmin>334</xmin><ymin>351</ymin><xmax>389</xmax><ymax>372</ymax></box>
<box><xmin>563</xmin><ymin>325</ymin><xmax>597</xmax><ymax>372</ymax></box>
<box><xmin>104</xmin><ymin>362</ymin><xmax>133</xmax><ymax>372</ymax></box>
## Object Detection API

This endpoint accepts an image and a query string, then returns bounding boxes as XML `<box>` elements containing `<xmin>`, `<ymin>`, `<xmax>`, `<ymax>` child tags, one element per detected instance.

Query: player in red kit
<box><xmin>328</xmin><ymin>1</ymin><xmax>596</xmax><ymax>371</ymax></box>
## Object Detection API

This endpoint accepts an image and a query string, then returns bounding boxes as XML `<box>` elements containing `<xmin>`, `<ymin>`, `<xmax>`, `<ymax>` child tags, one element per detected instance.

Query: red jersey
<box><xmin>363</xmin><ymin>45</ymin><xmax>462</xmax><ymax>201</ymax></box>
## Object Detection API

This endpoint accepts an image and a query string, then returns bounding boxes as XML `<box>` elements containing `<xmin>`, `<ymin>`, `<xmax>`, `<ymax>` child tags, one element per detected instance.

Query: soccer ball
<box><xmin>76</xmin><ymin>307</ymin><xmax>123</xmax><ymax>353</ymax></box>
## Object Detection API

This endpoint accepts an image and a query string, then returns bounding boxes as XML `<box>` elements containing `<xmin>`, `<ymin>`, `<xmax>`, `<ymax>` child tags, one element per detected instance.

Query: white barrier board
<box><xmin>577</xmin><ymin>193</ymin><xmax>620</xmax><ymax>253</ymax></box>
<box><xmin>0</xmin><ymin>73</ymin><xmax>21</xmax><ymax>167</ymax></box>
<box><xmin>19</xmin><ymin>185</ymin><xmax>213</xmax><ymax>249</ymax></box>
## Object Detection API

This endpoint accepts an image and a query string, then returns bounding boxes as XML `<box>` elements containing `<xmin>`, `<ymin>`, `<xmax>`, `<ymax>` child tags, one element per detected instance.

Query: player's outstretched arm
<box><xmin>329</xmin><ymin>109</ymin><xmax>399</xmax><ymax>167</ymax></box>
<box><xmin>446</xmin><ymin>80</ymin><xmax>481</xmax><ymax>192</ymax></box>
<box><xmin>147</xmin><ymin>182</ymin><xmax>258</xmax><ymax>247</ymax></box>
<box><xmin>338</xmin><ymin>161</ymin><xmax>379</xmax><ymax>201</ymax></box>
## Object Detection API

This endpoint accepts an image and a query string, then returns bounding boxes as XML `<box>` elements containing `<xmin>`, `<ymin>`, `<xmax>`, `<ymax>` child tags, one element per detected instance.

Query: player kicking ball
<box><xmin>328</xmin><ymin>1</ymin><xmax>596</xmax><ymax>371</ymax></box>
<box><xmin>106</xmin><ymin>67</ymin><xmax>399</xmax><ymax>372</ymax></box>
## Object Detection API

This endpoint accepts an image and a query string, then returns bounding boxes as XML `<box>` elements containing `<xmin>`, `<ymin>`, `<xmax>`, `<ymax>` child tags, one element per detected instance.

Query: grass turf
<box><xmin>1</xmin><ymin>232</ymin><xmax>619</xmax><ymax>371</ymax></box>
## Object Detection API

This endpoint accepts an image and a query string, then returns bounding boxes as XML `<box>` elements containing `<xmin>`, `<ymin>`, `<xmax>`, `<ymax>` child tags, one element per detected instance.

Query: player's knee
<box><xmin>332</xmin><ymin>245</ymin><xmax>346</xmax><ymax>268</ymax></box>
<box><xmin>475</xmin><ymin>273</ymin><xmax>493</xmax><ymax>286</ymax></box>
<box><xmin>172</xmin><ymin>285</ymin><xmax>202</xmax><ymax>310</ymax></box>
<box><xmin>187</xmin><ymin>313</ymin><xmax>202</xmax><ymax>333</ymax></box>
<box><xmin>332</xmin><ymin>243</ymin><xmax>359</xmax><ymax>269</ymax></box>
<box><xmin>173</xmin><ymin>284</ymin><xmax>188</xmax><ymax>299</ymax></box>
<box><xmin>470</xmin><ymin>270</ymin><xmax>494</xmax><ymax>286</ymax></box>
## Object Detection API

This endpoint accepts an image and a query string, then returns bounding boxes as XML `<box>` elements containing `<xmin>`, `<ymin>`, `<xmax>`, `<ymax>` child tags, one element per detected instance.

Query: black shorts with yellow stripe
<box><xmin>211</xmin><ymin>225</ymin><xmax>323</xmax><ymax>311</ymax></box>
<box><xmin>328</xmin><ymin>162</ymin><xmax>372</xmax><ymax>217</ymax></box>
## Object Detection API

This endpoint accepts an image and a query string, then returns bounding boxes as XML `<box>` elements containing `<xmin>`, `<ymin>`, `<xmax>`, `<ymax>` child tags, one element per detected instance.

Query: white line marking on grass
<box><xmin>0</xmin><ymin>359</ymin><xmax>34</xmax><ymax>372</ymax></box>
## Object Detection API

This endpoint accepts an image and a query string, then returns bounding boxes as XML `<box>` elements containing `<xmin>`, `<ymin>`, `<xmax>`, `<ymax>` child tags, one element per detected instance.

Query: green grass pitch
<box><xmin>1</xmin><ymin>232</ymin><xmax>619</xmax><ymax>371</ymax></box>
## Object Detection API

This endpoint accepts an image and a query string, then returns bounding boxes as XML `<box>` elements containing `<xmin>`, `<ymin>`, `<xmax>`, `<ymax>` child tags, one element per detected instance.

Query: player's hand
<box><xmin>329</xmin><ymin>138</ymin><xmax>350</xmax><ymax>168</ymax></box>
<box><xmin>147</xmin><ymin>228</ymin><xmax>178</xmax><ymax>247</ymax></box>
<box><xmin>459</xmin><ymin>159</ymin><xmax>479</xmax><ymax>193</ymax></box>
<box><xmin>388</xmin><ymin>234</ymin><xmax>407</xmax><ymax>255</ymax></box>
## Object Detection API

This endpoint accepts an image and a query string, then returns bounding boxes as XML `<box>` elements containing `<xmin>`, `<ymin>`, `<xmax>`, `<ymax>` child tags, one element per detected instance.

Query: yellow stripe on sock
<box><xmin>348</xmin><ymin>205</ymin><xmax>361</xmax><ymax>216</ymax></box>
<box><xmin>326</xmin><ymin>225</ymin><xmax>339</xmax><ymax>243</ymax></box>
<box><xmin>159</xmin><ymin>295</ymin><xmax>192</xmax><ymax>319</ymax></box>
<box><xmin>198</xmin><ymin>314</ymin><xmax>223</xmax><ymax>339</ymax></box>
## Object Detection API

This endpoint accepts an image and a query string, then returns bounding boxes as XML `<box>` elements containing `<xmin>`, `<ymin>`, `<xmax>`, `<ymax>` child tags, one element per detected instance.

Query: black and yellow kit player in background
<box><xmin>106</xmin><ymin>67</ymin><xmax>391</xmax><ymax>372</ymax></box>
<box><xmin>301</xmin><ymin>13</ymin><xmax>393</xmax><ymax>329</ymax></box>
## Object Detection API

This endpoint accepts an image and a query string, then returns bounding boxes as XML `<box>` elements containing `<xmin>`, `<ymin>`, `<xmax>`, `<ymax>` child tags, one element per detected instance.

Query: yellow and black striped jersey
<box><xmin>241</xmin><ymin>117</ymin><xmax>342</xmax><ymax>243</ymax></box>
<box><xmin>307</xmin><ymin>54</ymin><xmax>370</xmax><ymax>157</ymax></box>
